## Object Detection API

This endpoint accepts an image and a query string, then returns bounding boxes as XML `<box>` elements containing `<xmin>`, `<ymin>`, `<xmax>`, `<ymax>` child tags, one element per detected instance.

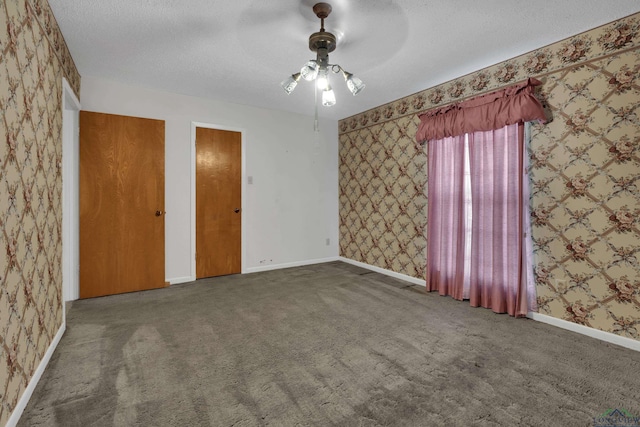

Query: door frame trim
<box><xmin>190</xmin><ymin>122</ymin><xmax>247</xmax><ymax>280</ymax></box>
<box><xmin>62</xmin><ymin>78</ymin><xmax>81</xmax><ymax>302</ymax></box>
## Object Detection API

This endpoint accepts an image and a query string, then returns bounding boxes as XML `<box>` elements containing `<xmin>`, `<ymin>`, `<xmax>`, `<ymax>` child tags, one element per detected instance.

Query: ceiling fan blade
<box><xmin>237</xmin><ymin>4</ymin><xmax>311</xmax><ymax>42</ymax></box>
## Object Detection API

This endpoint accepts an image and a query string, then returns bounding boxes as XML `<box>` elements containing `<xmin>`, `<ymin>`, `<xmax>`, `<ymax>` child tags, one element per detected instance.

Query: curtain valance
<box><xmin>415</xmin><ymin>78</ymin><xmax>547</xmax><ymax>143</ymax></box>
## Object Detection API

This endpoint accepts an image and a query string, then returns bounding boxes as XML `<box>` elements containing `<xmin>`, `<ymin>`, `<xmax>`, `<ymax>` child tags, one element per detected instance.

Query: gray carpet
<box><xmin>18</xmin><ymin>261</ymin><xmax>640</xmax><ymax>426</ymax></box>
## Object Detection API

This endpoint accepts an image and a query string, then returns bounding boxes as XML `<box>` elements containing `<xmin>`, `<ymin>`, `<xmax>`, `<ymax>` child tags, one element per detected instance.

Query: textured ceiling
<box><xmin>48</xmin><ymin>1</ymin><xmax>640</xmax><ymax>121</ymax></box>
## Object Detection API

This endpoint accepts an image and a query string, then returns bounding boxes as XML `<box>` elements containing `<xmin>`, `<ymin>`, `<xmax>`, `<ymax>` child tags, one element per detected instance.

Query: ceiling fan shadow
<box><xmin>235</xmin><ymin>0</ymin><xmax>409</xmax><ymax>74</ymax></box>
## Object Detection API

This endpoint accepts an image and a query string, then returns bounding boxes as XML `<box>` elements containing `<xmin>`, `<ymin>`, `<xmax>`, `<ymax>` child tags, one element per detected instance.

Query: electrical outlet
<box><xmin>248</xmin><ymin>176</ymin><xmax>253</xmax><ymax>184</ymax></box>
<box><xmin>325</xmin><ymin>238</ymin><xmax>330</xmax><ymax>246</ymax></box>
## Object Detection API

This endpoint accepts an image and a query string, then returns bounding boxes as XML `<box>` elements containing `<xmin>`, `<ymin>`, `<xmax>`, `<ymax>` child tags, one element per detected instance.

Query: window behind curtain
<box><xmin>427</xmin><ymin>123</ymin><xmax>535</xmax><ymax>316</ymax></box>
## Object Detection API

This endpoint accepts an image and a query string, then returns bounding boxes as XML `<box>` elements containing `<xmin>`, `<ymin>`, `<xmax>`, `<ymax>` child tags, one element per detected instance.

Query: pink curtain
<box><xmin>420</xmin><ymin>79</ymin><xmax>546</xmax><ymax>317</ymax></box>
<box><xmin>415</xmin><ymin>78</ymin><xmax>546</xmax><ymax>143</ymax></box>
<box><xmin>427</xmin><ymin>135</ymin><xmax>466</xmax><ymax>299</ymax></box>
<box><xmin>467</xmin><ymin>123</ymin><xmax>528</xmax><ymax>316</ymax></box>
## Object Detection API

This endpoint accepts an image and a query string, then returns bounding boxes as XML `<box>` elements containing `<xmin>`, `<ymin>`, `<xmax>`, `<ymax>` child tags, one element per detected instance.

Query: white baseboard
<box><xmin>167</xmin><ymin>276</ymin><xmax>194</xmax><ymax>285</ymax></box>
<box><xmin>170</xmin><ymin>258</ymin><xmax>341</xmax><ymax>282</ymax></box>
<box><xmin>340</xmin><ymin>260</ymin><xmax>639</xmax><ymax>351</ymax></box>
<box><xmin>7</xmin><ymin>317</ymin><xmax>66</xmax><ymax>427</ymax></box>
<box><xmin>339</xmin><ymin>257</ymin><xmax>426</xmax><ymax>287</ymax></box>
<box><xmin>527</xmin><ymin>312</ymin><xmax>640</xmax><ymax>352</ymax></box>
<box><xmin>245</xmin><ymin>257</ymin><xmax>340</xmax><ymax>274</ymax></box>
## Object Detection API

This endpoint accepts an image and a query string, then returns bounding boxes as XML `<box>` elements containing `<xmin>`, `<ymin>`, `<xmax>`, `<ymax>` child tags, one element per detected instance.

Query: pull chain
<box><xmin>314</xmin><ymin>84</ymin><xmax>319</xmax><ymax>132</ymax></box>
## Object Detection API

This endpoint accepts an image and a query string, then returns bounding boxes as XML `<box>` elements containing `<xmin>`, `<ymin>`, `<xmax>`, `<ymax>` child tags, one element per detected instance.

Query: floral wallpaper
<box><xmin>339</xmin><ymin>13</ymin><xmax>640</xmax><ymax>341</ymax></box>
<box><xmin>339</xmin><ymin>115</ymin><xmax>427</xmax><ymax>278</ymax></box>
<box><xmin>0</xmin><ymin>0</ymin><xmax>80</xmax><ymax>424</ymax></box>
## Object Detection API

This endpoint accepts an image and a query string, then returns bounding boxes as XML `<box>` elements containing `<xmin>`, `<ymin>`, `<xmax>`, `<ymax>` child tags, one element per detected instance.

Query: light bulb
<box><xmin>316</xmin><ymin>70</ymin><xmax>329</xmax><ymax>91</ymax></box>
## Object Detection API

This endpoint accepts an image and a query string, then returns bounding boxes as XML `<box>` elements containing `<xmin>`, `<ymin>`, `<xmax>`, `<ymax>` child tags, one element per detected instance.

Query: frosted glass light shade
<box><xmin>343</xmin><ymin>71</ymin><xmax>365</xmax><ymax>95</ymax></box>
<box><xmin>300</xmin><ymin>60</ymin><xmax>319</xmax><ymax>81</ymax></box>
<box><xmin>322</xmin><ymin>87</ymin><xmax>336</xmax><ymax>107</ymax></box>
<box><xmin>281</xmin><ymin>73</ymin><xmax>301</xmax><ymax>94</ymax></box>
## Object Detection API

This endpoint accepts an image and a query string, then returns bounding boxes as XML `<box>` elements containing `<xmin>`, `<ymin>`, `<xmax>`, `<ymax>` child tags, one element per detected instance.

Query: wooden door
<box><xmin>196</xmin><ymin>127</ymin><xmax>241</xmax><ymax>278</ymax></box>
<box><xmin>79</xmin><ymin>111</ymin><xmax>166</xmax><ymax>298</ymax></box>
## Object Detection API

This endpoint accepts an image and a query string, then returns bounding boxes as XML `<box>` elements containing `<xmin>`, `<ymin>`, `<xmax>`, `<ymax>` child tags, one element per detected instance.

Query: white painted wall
<box><xmin>80</xmin><ymin>76</ymin><xmax>339</xmax><ymax>283</ymax></box>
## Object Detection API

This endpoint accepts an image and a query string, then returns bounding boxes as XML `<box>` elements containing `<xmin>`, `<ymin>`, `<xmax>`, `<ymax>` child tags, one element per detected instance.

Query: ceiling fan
<box><xmin>280</xmin><ymin>2</ymin><xmax>365</xmax><ymax>107</ymax></box>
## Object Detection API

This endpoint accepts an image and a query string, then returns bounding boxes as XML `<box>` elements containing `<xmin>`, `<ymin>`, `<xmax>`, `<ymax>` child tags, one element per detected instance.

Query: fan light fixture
<box><xmin>280</xmin><ymin>2</ymin><xmax>365</xmax><ymax>106</ymax></box>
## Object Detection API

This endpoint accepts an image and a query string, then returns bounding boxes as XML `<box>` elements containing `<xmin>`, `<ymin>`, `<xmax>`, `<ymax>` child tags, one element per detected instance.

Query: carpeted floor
<box><xmin>18</xmin><ymin>261</ymin><xmax>640</xmax><ymax>426</ymax></box>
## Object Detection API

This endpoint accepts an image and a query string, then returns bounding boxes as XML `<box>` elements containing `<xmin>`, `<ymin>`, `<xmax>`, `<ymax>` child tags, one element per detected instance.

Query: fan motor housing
<box><xmin>309</xmin><ymin>31</ymin><xmax>337</xmax><ymax>53</ymax></box>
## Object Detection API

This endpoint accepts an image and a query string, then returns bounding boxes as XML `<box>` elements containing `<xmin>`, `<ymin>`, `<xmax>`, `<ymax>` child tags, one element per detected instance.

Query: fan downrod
<box><xmin>309</xmin><ymin>3</ymin><xmax>336</xmax><ymax>54</ymax></box>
